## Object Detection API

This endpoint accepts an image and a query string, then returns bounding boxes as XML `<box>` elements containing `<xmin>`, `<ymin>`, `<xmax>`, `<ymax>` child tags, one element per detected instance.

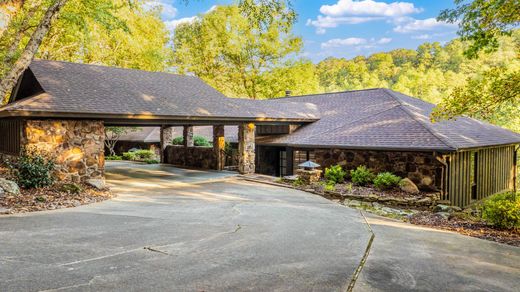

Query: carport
<box><xmin>0</xmin><ymin>60</ymin><xmax>318</xmax><ymax>183</ymax></box>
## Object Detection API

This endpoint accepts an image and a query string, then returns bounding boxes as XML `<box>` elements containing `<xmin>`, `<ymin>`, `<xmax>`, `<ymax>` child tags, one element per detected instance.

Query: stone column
<box><xmin>160</xmin><ymin>125</ymin><xmax>174</xmax><ymax>163</ymax></box>
<box><xmin>183</xmin><ymin>125</ymin><xmax>194</xmax><ymax>147</ymax></box>
<box><xmin>213</xmin><ymin>125</ymin><xmax>225</xmax><ymax>170</ymax></box>
<box><xmin>238</xmin><ymin>123</ymin><xmax>255</xmax><ymax>174</ymax></box>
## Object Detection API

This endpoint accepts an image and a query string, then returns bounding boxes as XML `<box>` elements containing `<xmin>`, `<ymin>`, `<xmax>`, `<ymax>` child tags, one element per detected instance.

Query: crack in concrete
<box><xmin>234</xmin><ymin>224</ymin><xmax>242</xmax><ymax>233</ymax></box>
<box><xmin>346</xmin><ymin>210</ymin><xmax>375</xmax><ymax>292</ymax></box>
<box><xmin>39</xmin><ymin>276</ymin><xmax>98</xmax><ymax>291</ymax></box>
<box><xmin>143</xmin><ymin>246</ymin><xmax>169</xmax><ymax>255</ymax></box>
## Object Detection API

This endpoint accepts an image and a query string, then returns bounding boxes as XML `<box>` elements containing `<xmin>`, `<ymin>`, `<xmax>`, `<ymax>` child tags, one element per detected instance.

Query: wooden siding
<box><xmin>0</xmin><ymin>119</ymin><xmax>22</xmax><ymax>155</ymax></box>
<box><xmin>445</xmin><ymin>145</ymin><xmax>517</xmax><ymax>207</ymax></box>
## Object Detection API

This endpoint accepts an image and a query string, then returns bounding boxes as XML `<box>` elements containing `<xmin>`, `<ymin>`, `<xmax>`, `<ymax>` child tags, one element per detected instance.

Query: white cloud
<box><xmin>320</xmin><ymin>0</ymin><xmax>421</xmax><ymax>17</ymax></box>
<box><xmin>308</xmin><ymin>0</ymin><xmax>421</xmax><ymax>34</ymax></box>
<box><xmin>321</xmin><ymin>37</ymin><xmax>391</xmax><ymax>49</ymax></box>
<box><xmin>412</xmin><ymin>34</ymin><xmax>431</xmax><ymax>40</ymax></box>
<box><xmin>145</xmin><ymin>1</ymin><xmax>178</xmax><ymax>20</ymax></box>
<box><xmin>393</xmin><ymin>17</ymin><xmax>456</xmax><ymax>33</ymax></box>
<box><xmin>165</xmin><ymin>16</ymin><xmax>198</xmax><ymax>31</ymax></box>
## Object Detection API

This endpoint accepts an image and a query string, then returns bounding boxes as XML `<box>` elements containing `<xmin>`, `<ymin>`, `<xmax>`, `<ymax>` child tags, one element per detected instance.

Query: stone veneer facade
<box><xmin>165</xmin><ymin>145</ymin><xmax>216</xmax><ymax>169</ymax></box>
<box><xmin>311</xmin><ymin>148</ymin><xmax>443</xmax><ymax>191</ymax></box>
<box><xmin>22</xmin><ymin>120</ymin><xmax>105</xmax><ymax>183</ymax></box>
<box><xmin>238</xmin><ymin>123</ymin><xmax>255</xmax><ymax>174</ymax></box>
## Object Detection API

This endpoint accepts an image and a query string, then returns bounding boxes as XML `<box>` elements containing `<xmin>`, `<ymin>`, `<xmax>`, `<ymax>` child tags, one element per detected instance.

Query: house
<box><xmin>0</xmin><ymin>60</ymin><xmax>518</xmax><ymax>207</ymax></box>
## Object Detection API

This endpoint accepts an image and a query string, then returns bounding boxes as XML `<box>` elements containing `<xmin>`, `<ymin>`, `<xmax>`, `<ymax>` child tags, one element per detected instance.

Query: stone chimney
<box><xmin>285</xmin><ymin>90</ymin><xmax>292</xmax><ymax>97</ymax></box>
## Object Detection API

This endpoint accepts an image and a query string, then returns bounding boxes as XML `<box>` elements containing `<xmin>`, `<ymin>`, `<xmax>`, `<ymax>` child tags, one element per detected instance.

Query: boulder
<box><xmin>433</xmin><ymin>204</ymin><xmax>462</xmax><ymax>213</ymax></box>
<box><xmin>86</xmin><ymin>179</ymin><xmax>106</xmax><ymax>190</ymax></box>
<box><xmin>399</xmin><ymin>178</ymin><xmax>420</xmax><ymax>194</ymax></box>
<box><xmin>0</xmin><ymin>178</ymin><xmax>20</xmax><ymax>195</ymax></box>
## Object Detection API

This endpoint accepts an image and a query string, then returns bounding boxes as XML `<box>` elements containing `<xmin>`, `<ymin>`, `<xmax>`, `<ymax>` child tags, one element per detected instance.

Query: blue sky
<box><xmin>152</xmin><ymin>0</ymin><xmax>459</xmax><ymax>62</ymax></box>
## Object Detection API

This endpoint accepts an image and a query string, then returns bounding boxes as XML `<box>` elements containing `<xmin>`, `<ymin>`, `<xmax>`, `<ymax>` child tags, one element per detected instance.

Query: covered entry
<box><xmin>0</xmin><ymin>60</ymin><xmax>318</xmax><ymax>182</ymax></box>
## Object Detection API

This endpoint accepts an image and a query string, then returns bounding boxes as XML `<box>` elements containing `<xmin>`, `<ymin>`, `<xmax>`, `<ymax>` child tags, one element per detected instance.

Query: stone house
<box><xmin>0</xmin><ymin>60</ymin><xmax>519</xmax><ymax>207</ymax></box>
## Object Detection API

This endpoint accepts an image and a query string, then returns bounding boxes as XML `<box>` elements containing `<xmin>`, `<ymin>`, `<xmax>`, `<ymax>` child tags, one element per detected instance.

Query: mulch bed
<box><xmin>409</xmin><ymin>211</ymin><xmax>520</xmax><ymax>247</ymax></box>
<box><xmin>0</xmin><ymin>183</ymin><xmax>113</xmax><ymax>215</ymax></box>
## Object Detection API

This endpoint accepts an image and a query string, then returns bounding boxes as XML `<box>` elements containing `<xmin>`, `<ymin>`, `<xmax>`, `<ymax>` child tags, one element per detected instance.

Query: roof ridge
<box><xmin>271</xmin><ymin>88</ymin><xmax>384</xmax><ymax>100</ymax></box>
<box><xmin>32</xmin><ymin>59</ymin><xmax>196</xmax><ymax>79</ymax></box>
<box><xmin>382</xmin><ymin>88</ymin><xmax>456</xmax><ymax>150</ymax></box>
<box><xmin>295</xmin><ymin>104</ymin><xmax>403</xmax><ymax>144</ymax></box>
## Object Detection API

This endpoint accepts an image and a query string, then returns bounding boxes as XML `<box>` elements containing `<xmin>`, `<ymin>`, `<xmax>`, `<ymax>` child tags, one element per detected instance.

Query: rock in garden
<box><xmin>0</xmin><ymin>178</ymin><xmax>20</xmax><ymax>195</ymax></box>
<box><xmin>433</xmin><ymin>204</ymin><xmax>462</xmax><ymax>213</ymax></box>
<box><xmin>0</xmin><ymin>207</ymin><xmax>10</xmax><ymax>214</ymax></box>
<box><xmin>435</xmin><ymin>212</ymin><xmax>451</xmax><ymax>220</ymax></box>
<box><xmin>399</xmin><ymin>178</ymin><xmax>419</xmax><ymax>194</ymax></box>
<box><xmin>86</xmin><ymin>179</ymin><xmax>106</xmax><ymax>190</ymax></box>
<box><xmin>0</xmin><ymin>187</ymin><xmax>4</xmax><ymax>198</ymax></box>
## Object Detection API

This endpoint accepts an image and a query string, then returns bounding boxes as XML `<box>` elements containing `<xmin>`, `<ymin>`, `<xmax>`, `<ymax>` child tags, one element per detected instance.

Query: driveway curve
<box><xmin>0</xmin><ymin>162</ymin><xmax>372</xmax><ymax>291</ymax></box>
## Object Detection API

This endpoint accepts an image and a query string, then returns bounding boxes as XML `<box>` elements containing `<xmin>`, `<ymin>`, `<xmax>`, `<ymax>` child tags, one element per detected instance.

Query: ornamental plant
<box><xmin>480</xmin><ymin>192</ymin><xmax>520</xmax><ymax>230</ymax></box>
<box><xmin>373</xmin><ymin>172</ymin><xmax>402</xmax><ymax>190</ymax></box>
<box><xmin>350</xmin><ymin>165</ymin><xmax>375</xmax><ymax>186</ymax></box>
<box><xmin>324</xmin><ymin>164</ymin><xmax>347</xmax><ymax>184</ymax></box>
<box><xmin>11</xmin><ymin>148</ymin><xmax>55</xmax><ymax>189</ymax></box>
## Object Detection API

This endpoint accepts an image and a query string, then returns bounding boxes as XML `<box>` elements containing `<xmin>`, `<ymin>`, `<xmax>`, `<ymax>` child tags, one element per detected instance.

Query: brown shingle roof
<box><xmin>0</xmin><ymin>60</ymin><xmax>319</xmax><ymax>123</ymax></box>
<box><xmin>257</xmin><ymin>88</ymin><xmax>520</xmax><ymax>151</ymax></box>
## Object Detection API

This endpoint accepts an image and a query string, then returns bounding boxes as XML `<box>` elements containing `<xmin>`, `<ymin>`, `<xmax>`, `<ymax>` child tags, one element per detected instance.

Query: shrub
<box><xmin>350</xmin><ymin>165</ymin><xmax>375</xmax><ymax>186</ymax></box>
<box><xmin>144</xmin><ymin>159</ymin><xmax>159</xmax><ymax>164</ymax></box>
<box><xmin>122</xmin><ymin>152</ymin><xmax>137</xmax><ymax>161</ymax></box>
<box><xmin>293</xmin><ymin>177</ymin><xmax>304</xmax><ymax>187</ymax></box>
<box><xmin>480</xmin><ymin>192</ymin><xmax>520</xmax><ymax>229</ymax></box>
<box><xmin>106</xmin><ymin>155</ymin><xmax>122</xmax><ymax>161</ymax></box>
<box><xmin>324</xmin><ymin>183</ymin><xmax>335</xmax><ymax>192</ymax></box>
<box><xmin>172</xmin><ymin>136</ymin><xmax>184</xmax><ymax>145</ymax></box>
<box><xmin>373</xmin><ymin>172</ymin><xmax>401</xmax><ymax>190</ymax></box>
<box><xmin>324</xmin><ymin>165</ymin><xmax>347</xmax><ymax>184</ymax></box>
<box><xmin>134</xmin><ymin>149</ymin><xmax>155</xmax><ymax>160</ymax></box>
<box><xmin>12</xmin><ymin>150</ymin><xmax>55</xmax><ymax>189</ymax></box>
<box><xmin>171</xmin><ymin>135</ymin><xmax>211</xmax><ymax>147</ymax></box>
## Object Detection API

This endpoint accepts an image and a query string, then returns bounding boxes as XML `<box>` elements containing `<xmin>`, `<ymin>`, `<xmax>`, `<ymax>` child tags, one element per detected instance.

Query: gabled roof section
<box><xmin>258</xmin><ymin>88</ymin><xmax>520</xmax><ymax>151</ymax></box>
<box><xmin>0</xmin><ymin>60</ymin><xmax>319</xmax><ymax>123</ymax></box>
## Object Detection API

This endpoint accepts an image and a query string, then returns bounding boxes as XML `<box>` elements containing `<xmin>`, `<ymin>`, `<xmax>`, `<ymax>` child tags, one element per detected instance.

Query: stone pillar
<box><xmin>183</xmin><ymin>125</ymin><xmax>194</xmax><ymax>147</ymax></box>
<box><xmin>22</xmin><ymin>120</ymin><xmax>105</xmax><ymax>183</ymax></box>
<box><xmin>213</xmin><ymin>125</ymin><xmax>225</xmax><ymax>170</ymax></box>
<box><xmin>238</xmin><ymin>123</ymin><xmax>255</xmax><ymax>174</ymax></box>
<box><xmin>160</xmin><ymin>125</ymin><xmax>174</xmax><ymax>163</ymax></box>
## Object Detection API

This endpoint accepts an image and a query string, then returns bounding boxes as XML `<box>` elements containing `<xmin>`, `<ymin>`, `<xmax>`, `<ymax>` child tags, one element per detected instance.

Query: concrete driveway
<box><xmin>0</xmin><ymin>162</ymin><xmax>371</xmax><ymax>291</ymax></box>
<box><xmin>1</xmin><ymin>161</ymin><xmax>519</xmax><ymax>291</ymax></box>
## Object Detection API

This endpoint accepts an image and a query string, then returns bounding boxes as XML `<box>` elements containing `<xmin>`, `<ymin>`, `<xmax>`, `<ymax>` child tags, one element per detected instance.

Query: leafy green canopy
<box><xmin>173</xmin><ymin>4</ymin><xmax>309</xmax><ymax>99</ymax></box>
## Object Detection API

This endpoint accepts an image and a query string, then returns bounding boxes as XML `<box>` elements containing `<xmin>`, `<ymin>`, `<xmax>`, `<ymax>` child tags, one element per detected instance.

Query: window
<box><xmin>279</xmin><ymin>150</ymin><xmax>287</xmax><ymax>177</ymax></box>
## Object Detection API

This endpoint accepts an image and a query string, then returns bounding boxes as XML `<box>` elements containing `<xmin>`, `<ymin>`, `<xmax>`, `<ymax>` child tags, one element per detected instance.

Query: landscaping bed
<box><xmin>274</xmin><ymin>164</ymin><xmax>520</xmax><ymax>247</ymax></box>
<box><xmin>0</xmin><ymin>183</ymin><xmax>112</xmax><ymax>215</ymax></box>
<box><xmin>409</xmin><ymin>211</ymin><xmax>520</xmax><ymax>247</ymax></box>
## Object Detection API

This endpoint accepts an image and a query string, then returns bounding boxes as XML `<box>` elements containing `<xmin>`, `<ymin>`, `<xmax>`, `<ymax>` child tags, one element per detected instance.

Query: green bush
<box><xmin>144</xmin><ymin>159</ymin><xmax>159</xmax><ymax>164</ymax></box>
<box><xmin>171</xmin><ymin>135</ymin><xmax>212</xmax><ymax>147</ymax></box>
<box><xmin>12</xmin><ymin>150</ymin><xmax>55</xmax><ymax>189</ymax></box>
<box><xmin>324</xmin><ymin>165</ymin><xmax>346</xmax><ymax>184</ymax></box>
<box><xmin>324</xmin><ymin>183</ymin><xmax>335</xmax><ymax>192</ymax></box>
<box><xmin>106</xmin><ymin>155</ymin><xmax>122</xmax><ymax>161</ymax></box>
<box><xmin>134</xmin><ymin>149</ymin><xmax>155</xmax><ymax>160</ymax></box>
<box><xmin>172</xmin><ymin>136</ymin><xmax>184</xmax><ymax>145</ymax></box>
<box><xmin>480</xmin><ymin>192</ymin><xmax>520</xmax><ymax>229</ymax></box>
<box><xmin>350</xmin><ymin>165</ymin><xmax>375</xmax><ymax>186</ymax></box>
<box><xmin>373</xmin><ymin>172</ymin><xmax>402</xmax><ymax>190</ymax></box>
<box><xmin>122</xmin><ymin>152</ymin><xmax>137</xmax><ymax>160</ymax></box>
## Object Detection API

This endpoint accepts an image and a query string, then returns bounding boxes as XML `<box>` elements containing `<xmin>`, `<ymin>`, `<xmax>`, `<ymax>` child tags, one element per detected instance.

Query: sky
<box><xmin>151</xmin><ymin>0</ymin><xmax>459</xmax><ymax>62</ymax></box>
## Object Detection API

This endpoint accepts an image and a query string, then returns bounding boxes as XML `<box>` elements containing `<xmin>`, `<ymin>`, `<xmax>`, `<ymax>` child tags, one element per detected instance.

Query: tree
<box><xmin>105</xmin><ymin>127</ymin><xmax>140</xmax><ymax>156</ymax></box>
<box><xmin>173</xmin><ymin>4</ymin><xmax>302</xmax><ymax>99</ymax></box>
<box><xmin>0</xmin><ymin>0</ymin><xmax>68</xmax><ymax>100</ymax></box>
<box><xmin>433</xmin><ymin>0</ymin><xmax>520</xmax><ymax>122</ymax></box>
<box><xmin>438</xmin><ymin>0</ymin><xmax>520</xmax><ymax>58</ymax></box>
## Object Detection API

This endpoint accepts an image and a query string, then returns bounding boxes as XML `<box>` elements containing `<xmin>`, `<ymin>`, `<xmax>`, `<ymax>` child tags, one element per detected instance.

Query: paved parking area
<box><xmin>0</xmin><ymin>162</ymin><xmax>371</xmax><ymax>291</ymax></box>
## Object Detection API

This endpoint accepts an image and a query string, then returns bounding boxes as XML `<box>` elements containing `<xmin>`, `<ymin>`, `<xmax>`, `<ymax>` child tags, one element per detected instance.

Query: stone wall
<box><xmin>311</xmin><ymin>148</ymin><xmax>443</xmax><ymax>191</ymax></box>
<box><xmin>238</xmin><ymin>123</ymin><xmax>255</xmax><ymax>174</ymax></box>
<box><xmin>165</xmin><ymin>145</ymin><xmax>216</xmax><ymax>169</ymax></box>
<box><xmin>22</xmin><ymin>120</ymin><xmax>105</xmax><ymax>183</ymax></box>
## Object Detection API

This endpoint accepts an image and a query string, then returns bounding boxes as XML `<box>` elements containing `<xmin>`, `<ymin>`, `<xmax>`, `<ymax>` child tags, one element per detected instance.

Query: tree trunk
<box><xmin>0</xmin><ymin>0</ymin><xmax>68</xmax><ymax>100</ymax></box>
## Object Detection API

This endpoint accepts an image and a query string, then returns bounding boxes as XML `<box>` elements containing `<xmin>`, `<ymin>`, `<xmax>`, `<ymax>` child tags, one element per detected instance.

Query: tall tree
<box><xmin>173</xmin><ymin>3</ymin><xmax>301</xmax><ymax>99</ymax></box>
<box><xmin>432</xmin><ymin>0</ymin><xmax>520</xmax><ymax>122</ymax></box>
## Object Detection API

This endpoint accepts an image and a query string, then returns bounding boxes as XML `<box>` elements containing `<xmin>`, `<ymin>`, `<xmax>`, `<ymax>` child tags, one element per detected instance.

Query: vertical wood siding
<box><xmin>446</xmin><ymin>145</ymin><xmax>516</xmax><ymax>207</ymax></box>
<box><xmin>0</xmin><ymin>119</ymin><xmax>22</xmax><ymax>155</ymax></box>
